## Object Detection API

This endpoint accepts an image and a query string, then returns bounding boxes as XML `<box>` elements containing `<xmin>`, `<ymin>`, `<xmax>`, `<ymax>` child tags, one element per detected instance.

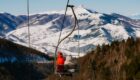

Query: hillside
<box><xmin>0</xmin><ymin>38</ymin><xmax>140</xmax><ymax>80</ymax></box>
<box><xmin>0</xmin><ymin>13</ymin><xmax>27</xmax><ymax>37</ymax></box>
<box><xmin>0</xmin><ymin>38</ymin><xmax>52</xmax><ymax>63</ymax></box>
<box><xmin>0</xmin><ymin>38</ymin><xmax>53</xmax><ymax>80</ymax></box>
<box><xmin>0</xmin><ymin>6</ymin><xmax>140</xmax><ymax>80</ymax></box>
<box><xmin>47</xmin><ymin>38</ymin><xmax>140</xmax><ymax>80</ymax></box>
<box><xmin>6</xmin><ymin>6</ymin><xmax>140</xmax><ymax>56</ymax></box>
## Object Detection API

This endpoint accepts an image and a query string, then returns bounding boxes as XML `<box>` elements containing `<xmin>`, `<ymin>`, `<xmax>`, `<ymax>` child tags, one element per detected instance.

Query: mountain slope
<box><xmin>47</xmin><ymin>38</ymin><xmax>140</xmax><ymax>80</ymax></box>
<box><xmin>0</xmin><ymin>38</ymin><xmax>52</xmax><ymax>63</ymax></box>
<box><xmin>1</xmin><ymin>38</ymin><xmax>140</xmax><ymax>80</ymax></box>
<box><xmin>112</xmin><ymin>13</ymin><xmax>140</xmax><ymax>27</ymax></box>
<box><xmin>0</xmin><ymin>38</ymin><xmax>53</xmax><ymax>80</ymax></box>
<box><xmin>0</xmin><ymin>13</ymin><xmax>27</xmax><ymax>37</ymax></box>
<box><xmin>6</xmin><ymin>6</ymin><xmax>140</xmax><ymax>56</ymax></box>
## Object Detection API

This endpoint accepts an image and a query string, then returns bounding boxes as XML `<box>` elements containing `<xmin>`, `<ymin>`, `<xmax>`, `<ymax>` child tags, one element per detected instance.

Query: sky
<box><xmin>0</xmin><ymin>0</ymin><xmax>140</xmax><ymax>16</ymax></box>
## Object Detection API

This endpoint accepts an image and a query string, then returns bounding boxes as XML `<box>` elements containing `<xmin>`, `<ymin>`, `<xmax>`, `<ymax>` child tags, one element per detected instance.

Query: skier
<box><xmin>64</xmin><ymin>55</ymin><xmax>77</xmax><ymax>72</ymax></box>
<box><xmin>56</xmin><ymin>51</ymin><xmax>65</xmax><ymax>72</ymax></box>
<box><xmin>64</xmin><ymin>55</ymin><xmax>75</xmax><ymax>65</ymax></box>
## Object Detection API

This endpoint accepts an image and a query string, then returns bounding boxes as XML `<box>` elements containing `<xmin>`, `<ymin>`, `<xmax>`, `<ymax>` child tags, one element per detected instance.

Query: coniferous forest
<box><xmin>0</xmin><ymin>38</ymin><xmax>140</xmax><ymax>80</ymax></box>
<box><xmin>0</xmin><ymin>38</ymin><xmax>53</xmax><ymax>80</ymax></box>
<box><xmin>48</xmin><ymin>38</ymin><xmax>140</xmax><ymax>80</ymax></box>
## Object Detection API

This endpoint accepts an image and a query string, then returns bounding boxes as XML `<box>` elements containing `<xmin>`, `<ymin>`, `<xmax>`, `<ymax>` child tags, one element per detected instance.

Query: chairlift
<box><xmin>26</xmin><ymin>0</ymin><xmax>81</xmax><ymax>77</ymax></box>
<box><xmin>54</xmin><ymin>1</ymin><xmax>81</xmax><ymax>77</ymax></box>
<box><xmin>56</xmin><ymin>54</ymin><xmax>80</xmax><ymax>77</ymax></box>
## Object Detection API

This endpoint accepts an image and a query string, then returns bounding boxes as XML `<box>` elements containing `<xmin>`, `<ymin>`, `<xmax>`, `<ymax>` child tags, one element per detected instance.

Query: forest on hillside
<box><xmin>0</xmin><ymin>38</ymin><xmax>140</xmax><ymax>80</ymax></box>
<box><xmin>48</xmin><ymin>38</ymin><xmax>140</xmax><ymax>80</ymax></box>
<box><xmin>0</xmin><ymin>38</ymin><xmax>52</xmax><ymax>63</ymax></box>
<box><xmin>0</xmin><ymin>38</ymin><xmax>53</xmax><ymax>80</ymax></box>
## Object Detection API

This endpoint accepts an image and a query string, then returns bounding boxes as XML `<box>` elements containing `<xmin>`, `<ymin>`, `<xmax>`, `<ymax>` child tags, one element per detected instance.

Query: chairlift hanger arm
<box><xmin>57</xmin><ymin>5</ymin><xmax>78</xmax><ymax>47</ymax></box>
<box><xmin>54</xmin><ymin>0</ymin><xmax>79</xmax><ymax>74</ymax></box>
<box><xmin>54</xmin><ymin>0</ymin><xmax>70</xmax><ymax>74</ymax></box>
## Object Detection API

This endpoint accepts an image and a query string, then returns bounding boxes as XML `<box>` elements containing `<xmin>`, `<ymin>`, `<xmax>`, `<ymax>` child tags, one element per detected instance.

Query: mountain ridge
<box><xmin>0</xmin><ymin>12</ymin><xmax>27</xmax><ymax>37</ymax></box>
<box><xmin>1</xmin><ymin>6</ymin><xmax>140</xmax><ymax>56</ymax></box>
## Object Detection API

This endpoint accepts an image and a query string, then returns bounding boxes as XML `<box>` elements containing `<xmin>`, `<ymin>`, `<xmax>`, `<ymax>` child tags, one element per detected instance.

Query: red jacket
<box><xmin>56</xmin><ymin>52</ymin><xmax>65</xmax><ymax>65</ymax></box>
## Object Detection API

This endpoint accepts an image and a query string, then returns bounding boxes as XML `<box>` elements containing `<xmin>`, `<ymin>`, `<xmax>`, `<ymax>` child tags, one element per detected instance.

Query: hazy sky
<box><xmin>0</xmin><ymin>0</ymin><xmax>140</xmax><ymax>16</ymax></box>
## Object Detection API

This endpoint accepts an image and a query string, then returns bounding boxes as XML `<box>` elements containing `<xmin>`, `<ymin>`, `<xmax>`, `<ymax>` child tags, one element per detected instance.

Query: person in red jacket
<box><xmin>56</xmin><ymin>51</ymin><xmax>65</xmax><ymax>72</ymax></box>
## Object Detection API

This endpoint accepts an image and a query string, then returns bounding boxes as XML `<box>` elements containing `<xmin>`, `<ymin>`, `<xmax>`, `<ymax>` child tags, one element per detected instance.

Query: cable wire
<box><xmin>54</xmin><ymin>0</ymin><xmax>70</xmax><ymax>74</ymax></box>
<box><xmin>27</xmin><ymin>0</ymin><xmax>30</xmax><ymax>47</ymax></box>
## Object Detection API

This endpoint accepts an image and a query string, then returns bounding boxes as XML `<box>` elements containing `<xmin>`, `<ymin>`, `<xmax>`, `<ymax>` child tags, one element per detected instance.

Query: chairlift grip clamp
<box><xmin>67</xmin><ymin>5</ymin><xmax>75</xmax><ymax>8</ymax></box>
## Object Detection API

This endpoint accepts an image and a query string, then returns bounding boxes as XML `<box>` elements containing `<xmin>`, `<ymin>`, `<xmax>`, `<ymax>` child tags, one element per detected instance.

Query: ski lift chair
<box><xmin>56</xmin><ymin>55</ymin><xmax>80</xmax><ymax>77</ymax></box>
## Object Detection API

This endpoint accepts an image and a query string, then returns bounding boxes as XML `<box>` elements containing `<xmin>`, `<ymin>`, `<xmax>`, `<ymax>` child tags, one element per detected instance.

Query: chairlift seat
<box><xmin>56</xmin><ymin>64</ymin><xmax>79</xmax><ymax>77</ymax></box>
<box><xmin>56</xmin><ymin>69</ymin><xmax>72</xmax><ymax>77</ymax></box>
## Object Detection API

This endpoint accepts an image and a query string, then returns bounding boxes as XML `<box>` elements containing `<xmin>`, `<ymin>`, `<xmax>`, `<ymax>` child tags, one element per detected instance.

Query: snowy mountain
<box><xmin>6</xmin><ymin>6</ymin><xmax>140</xmax><ymax>56</ymax></box>
<box><xmin>0</xmin><ymin>12</ymin><xmax>27</xmax><ymax>37</ymax></box>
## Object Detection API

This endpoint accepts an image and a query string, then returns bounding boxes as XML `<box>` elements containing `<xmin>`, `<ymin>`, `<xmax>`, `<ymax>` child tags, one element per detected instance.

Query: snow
<box><xmin>102</xmin><ymin>24</ymin><xmax>130</xmax><ymax>40</ymax></box>
<box><xmin>5</xmin><ymin>6</ymin><xmax>140</xmax><ymax>57</ymax></box>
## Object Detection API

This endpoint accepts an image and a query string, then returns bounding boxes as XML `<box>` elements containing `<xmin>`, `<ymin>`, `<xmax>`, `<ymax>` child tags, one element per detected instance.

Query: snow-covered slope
<box><xmin>6</xmin><ymin>6</ymin><xmax>140</xmax><ymax>56</ymax></box>
<box><xmin>0</xmin><ymin>12</ymin><xmax>27</xmax><ymax>37</ymax></box>
<box><xmin>112</xmin><ymin>13</ymin><xmax>140</xmax><ymax>27</ymax></box>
